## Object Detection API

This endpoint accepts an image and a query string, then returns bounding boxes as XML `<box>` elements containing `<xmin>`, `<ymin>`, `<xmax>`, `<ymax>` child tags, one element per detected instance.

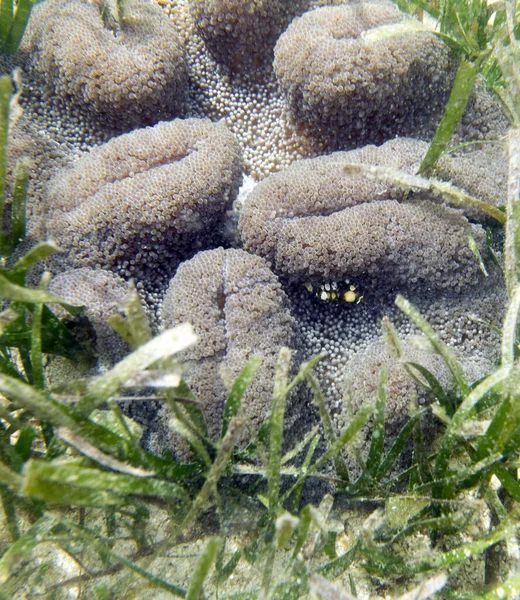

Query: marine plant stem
<box><xmin>419</xmin><ymin>56</ymin><xmax>481</xmax><ymax>175</ymax></box>
<box><xmin>267</xmin><ymin>347</ymin><xmax>291</xmax><ymax>514</ymax></box>
<box><xmin>1</xmin><ymin>0</ymin><xmax>34</xmax><ymax>55</ymax></box>
<box><xmin>0</xmin><ymin>75</ymin><xmax>10</xmax><ymax>252</ymax></box>
<box><xmin>10</xmin><ymin>157</ymin><xmax>29</xmax><ymax>248</ymax></box>
<box><xmin>0</xmin><ymin>0</ymin><xmax>14</xmax><ymax>46</ymax></box>
<box><xmin>505</xmin><ymin>128</ymin><xmax>520</xmax><ymax>295</ymax></box>
<box><xmin>186</xmin><ymin>538</ymin><xmax>222</xmax><ymax>600</ymax></box>
<box><xmin>30</xmin><ymin>301</ymin><xmax>43</xmax><ymax>390</ymax></box>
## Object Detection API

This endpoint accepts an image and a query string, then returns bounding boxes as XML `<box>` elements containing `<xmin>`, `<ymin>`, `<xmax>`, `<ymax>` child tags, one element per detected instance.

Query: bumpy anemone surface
<box><xmin>160</xmin><ymin>247</ymin><xmax>296</xmax><ymax>448</ymax></box>
<box><xmin>13</xmin><ymin>0</ymin><xmax>508</xmax><ymax>182</ymax></box>
<box><xmin>20</xmin><ymin>0</ymin><xmax>187</xmax><ymax>126</ymax></box>
<box><xmin>188</xmin><ymin>0</ymin><xmax>295</xmax><ymax>70</ymax></box>
<box><xmin>239</xmin><ymin>138</ymin><xmax>488</xmax><ymax>290</ymax></box>
<box><xmin>274</xmin><ymin>3</ymin><xmax>455</xmax><ymax>138</ymax></box>
<box><xmin>291</xmin><ymin>271</ymin><xmax>505</xmax><ymax>439</ymax></box>
<box><xmin>45</xmin><ymin>118</ymin><xmax>243</xmax><ymax>293</ymax></box>
<box><xmin>8</xmin><ymin>0</ymin><xmax>509</xmax><ymax>467</ymax></box>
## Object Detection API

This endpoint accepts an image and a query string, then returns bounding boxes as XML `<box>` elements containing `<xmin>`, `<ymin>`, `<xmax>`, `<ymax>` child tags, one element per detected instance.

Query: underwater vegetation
<box><xmin>0</xmin><ymin>0</ymin><xmax>519</xmax><ymax>597</ymax></box>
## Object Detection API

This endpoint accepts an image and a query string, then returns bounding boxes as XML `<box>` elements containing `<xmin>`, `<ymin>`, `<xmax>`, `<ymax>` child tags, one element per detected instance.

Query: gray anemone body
<box><xmin>45</xmin><ymin>118</ymin><xmax>244</xmax><ymax>293</ymax></box>
<box><xmin>20</xmin><ymin>0</ymin><xmax>188</xmax><ymax>126</ymax></box>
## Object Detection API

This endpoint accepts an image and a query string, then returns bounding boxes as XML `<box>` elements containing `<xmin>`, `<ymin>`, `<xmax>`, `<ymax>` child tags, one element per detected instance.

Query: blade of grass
<box><xmin>24</xmin><ymin>478</ymin><xmax>128</xmax><ymax>507</ymax></box>
<box><xmin>290</xmin><ymin>503</ymin><xmax>315</xmax><ymax>560</ymax></box>
<box><xmin>412</xmin><ymin>398</ymin><xmax>433</xmax><ymax>485</ymax></box>
<box><xmin>0</xmin><ymin>354</ymin><xmax>24</xmax><ymax>380</ymax></box>
<box><xmin>10</xmin><ymin>241</ymin><xmax>62</xmax><ymax>277</ymax></box>
<box><xmin>108</xmin><ymin>313</ymin><xmax>134</xmax><ymax>347</ymax></box>
<box><xmin>0</xmin><ymin>0</ymin><xmax>13</xmax><ymax>45</ymax></box>
<box><xmin>311</xmin><ymin>401</ymin><xmax>375</xmax><ymax>476</ymax></box>
<box><xmin>103</xmin><ymin>0</ymin><xmax>123</xmax><ymax>25</ymax></box>
<box><xmin>412</xmin><ymin>451</ymin><xmax>503</xmax><ymax>494</ymax></box>
<box><xmin>419</xmin><ymin>57</ymin><xmax>481</xmax><ymax>175</ymax></box>
<box><xmin>468</xmin><ymin>233</ymin><xmax>489</xmax><ymax>276</ymax></box>
<box><xmin>366</xmin><ymin>367</ymin><xmax>387</xmax><ymax>478</ymax></box>
<box><xmin>504</xmin><ymin>128</ymin><xmax>520</xmax><ymax>294</ymax></box>
<box><xmin>167</xmin><ymin>409</ymin><xmax>212</xmax><ymax>469</ymax></box>
<box><xmin>215</xmin><ymin>548</ymin><xmax>241</xmax><ymax>586</ymax></box>
<box><xmin>221</xmin><ymin>355</ymin><xmax>261</xmax><ymax>438</ymax></box>
<box><xmin>55</xmin><ymin>427</ymin><xmax>154</xmax><ymax>476</ymax></box>
<box><xmin>268</xmin><ymin>347</ymin><xmax>291</xmax><ymax>513</ymax></box>
<box><xmin>412</xmin><ymin>0</ymin><xmax>440</xmax><ymax>20</ymax></box>
<box><xmin>106</xmin><ymin>398</ymin><xmax>136</xmax><ymax>442</ymax></box>
<box><xmin>0</xmin><ymin>462</ymin><xmax>23</xmax><ymax>491</ymax></box>
<box><xmin>180</xmin><ymin>416</ymin><xmax>245</xmax><ymax>532</ymax></box>
<box><xmin>76</xmin><ymin>323</ymin><xmax>198</xmax><ymax>415</ymax></box>
<box><xmin>22</xmin><ymin>460</ymin><xmax>188</xmax><ymax>503</ymax></box>
<box><xmin>395</xmin><ymin>295</ymin><xmax>469</xmax><ymax>396</ymax></box>
<box><xmin>186</xmin><ymin>537</ymin><xmax>222</xmax><ymax>600</ymax></box>
<box><xmin>306</xmin><ymin>372</ymin><xmax>350</xmax><ymax>482</ymax></box>
<box><xmin>0</xmin><ymin>76</ymin><xmax>10</xmax><ymax>252</ymax></box>
<box><xmin>12</xmin><ymin>427</ymin><xmax>35</xmax><ymax>467</ymax></box>
<box><xmin>291</xmin><ymin>432</ymin><xmax>320</xmax><ymax>511</ymax></box>
<box><xmin>317</xmin><ymin>542</ymin><xmax>358</xmax><ymax>579</ymax></box>
<box><xmin>162</xmin><ymin>380</ymin><xmax>207</xmax><ymax>448</ymax></box>
<box><xmin>115</xmin><ymin>283</ymin><xmax>152</xmax><ymax>348</ymax></box>
<box><xmin>492</xmin><ymin>464</ymin><xmax>520</xmax><ymax>502</ymax></box>
<box><xmin>374</xmin><ymin>411</ymin><xmax>424</xmax><ymax>483</ymax></box>
<box><xmin>0</xmin><ymin>485</ymin><xmax>19</xmax><ymax>541</ymax></box>
<box><xmin>412</xmin><ymin>511</ymin><xmax>520</xmax><ymax>573</ymax></box>
<box><xmin>41</xmin><ymin>305</ymin><xmax>91</xmax><ymax>360</ymax></box>
<box><xmin>343</xmin><ymin>163</ymin><xmax>505</xmax><ymax>224</ymax></box>
<box><xmin>382</xmin><ymin>316</ymin><xmax>402</xmax><ymax>358</ymax></box>
<box><xmin>433</xmin><ymin>365</ymin><xmax>511</xmax><ymax>495</ymax></box>
<box><xmin>404</xmin><ymin>361</ymin><xmax>453</xmax><ymax>416</ymax></box>
<box><xmin>361</xmin><ymin>511</ymin><xmax>520</xmax><ymax>577</ymax></box>
<box><xmin>275</xmin><ymin>512</ymin><xmax>299</xmax><ymax>550</ymax></box>
<box><xmin>30</xmin><ymin>299</ymin><xmax>43</xmax><ymax>390</ymax></box>
<box><xmin>0</xmin><ymin>373</ymin><xmax>196</xmax><ymax>479</ymax></box>
<box><xmin>473</xmin><ymin>366</ymin><xmax>520</xmax><ymax>464</ymax></box>
<box><xmin>494</xmin><ymin>11</ymin><xmax>520</xmax><ymax>127</ymax></box>
<box><xmin>500</xmin><ymin>284</ymin><xmax>520</xmax><ymax>367</ymax></box>
<box><xmin>0</xmin><ymin>272</ymin><xmax>80</xmax><ymax>310</ymax></box>
<box><xmin>9</xmin><ymin>158</ymin><xmax>29</xmax><ymax>248</ymax></box>
<box><xmin>283</xmin><ymin>402</ymin><xmax>374</xmax><ymax>503</ymax></box>
<box><xmin>282</xmin><ymin>425</ymin><xmax>319</xmax><ymax>465</ymax></box>
<box><xmin>4</xmin><ymin>0</ymin><xmax>34</xmax><ymax>55</ymax></box>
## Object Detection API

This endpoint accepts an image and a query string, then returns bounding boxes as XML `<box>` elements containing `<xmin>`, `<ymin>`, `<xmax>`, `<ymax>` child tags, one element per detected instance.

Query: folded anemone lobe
<box><xmin>45</xmin><ymin>119</ymin><xmax>243</xmax><ymax>286</ymax></box>
<box><xmin>20</xmin><ymin>0</ymin><xmax>188</xmax><ymax>126</ymax></box>
<box><xmin>240</xmin><ymin>139</ymin><xmax>497</xmax><ymax>290</ymax></box>
<box><xmin>160</xmin><ymin>247</ymin><xmax>296</xmax><ymax>448</ymax></box>
<box><xmin>274</xmin><ymin>2</ymin><xmax>454</xmax><ymax>138</ymax></box>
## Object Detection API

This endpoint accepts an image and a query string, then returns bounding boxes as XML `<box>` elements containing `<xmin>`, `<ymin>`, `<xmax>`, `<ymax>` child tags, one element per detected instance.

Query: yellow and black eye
<box><xmin>343</xmin><ymin>284</ymin><xmax>363</xmax><ymax>303</ymax></box>
<box><xmin>343</xmin><ymin>289</ymin><xmax>357</xmax><ymax>303</ymax></box>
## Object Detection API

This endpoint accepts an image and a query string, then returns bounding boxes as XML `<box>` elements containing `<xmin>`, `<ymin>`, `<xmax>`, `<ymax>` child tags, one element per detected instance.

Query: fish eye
<box><xmin>344</xmin><ymin>290</ymin><xmax>357</xmax><ymax>303</ymax></box>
